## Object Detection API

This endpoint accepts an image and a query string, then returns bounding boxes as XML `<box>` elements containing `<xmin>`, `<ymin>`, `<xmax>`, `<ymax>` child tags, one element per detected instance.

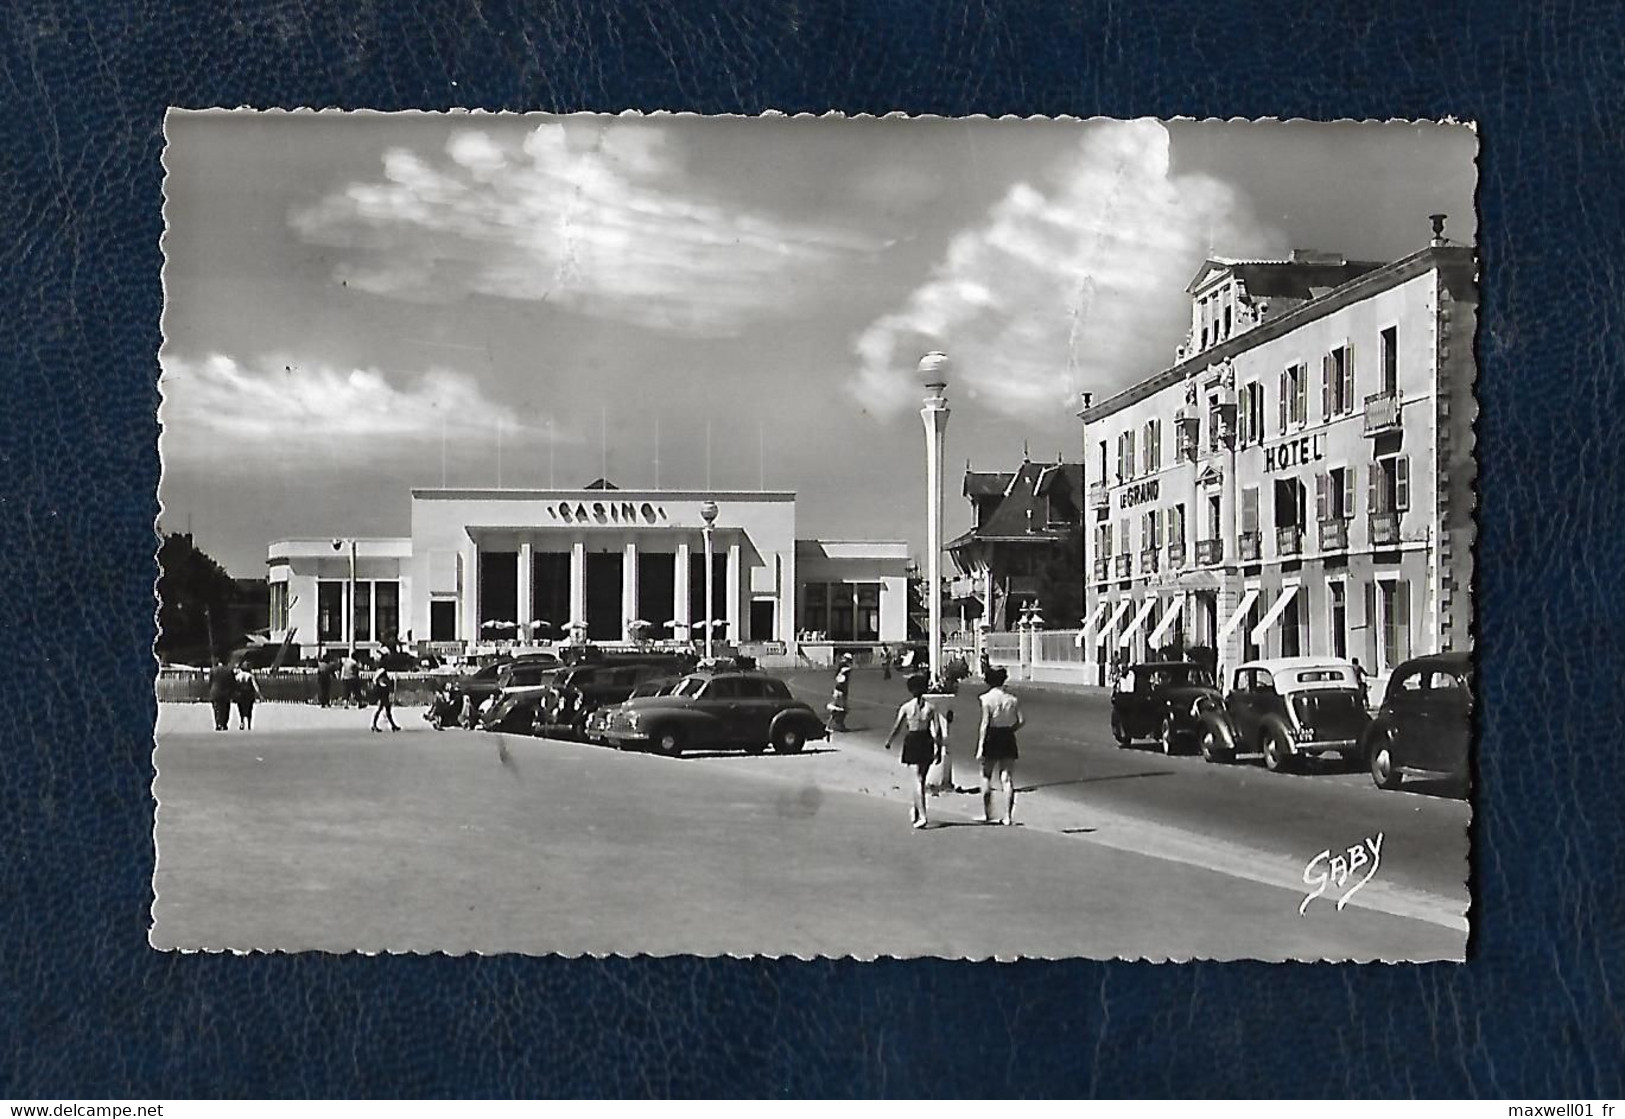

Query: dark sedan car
<box><xmin>534</xmin><ymin>656</ymin><xmax>689</xmax><ymax>740</ymax></box>
<box><xmin>1197</xmin><ymin>657</ymin><xmax>1371</xmax><ymax>772</ymax></box>
<box><xmin>1363</xmin><ymin>651</ymin><xmax>1473</xmax><ymax>792</ymax></box>
<box><xmin>601</xmin><ymin>671</ymin><xmax>827</xmax><ymax>756</ymax></box>
<box><xmin>1109</xmin><ymin>661</ymin><xmax>1222</xmax><ymax>755</ymax></box>
<box><xmin>448</xmin><ymin>652</ymin><xmax>560</xmax><ymax>722</ymax></box>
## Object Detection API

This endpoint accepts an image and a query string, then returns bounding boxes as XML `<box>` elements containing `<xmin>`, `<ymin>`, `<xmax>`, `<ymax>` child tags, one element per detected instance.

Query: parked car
<box><xmin>534</xmin><ymin>656</ymin><xmax>690</xmax><ymax>740</ymax></box>
<box><xmin>1362</xmin><ymin>651</ymin><xmax>1473</xmax><ymax>791</ymax></box>
<box><xmin>481</xmin><ymin>669</ymin><xmax>564</xmax><ymax>735</ymax></box>
<box><xmin>582</xmin><ymin>676</ymin><xmax>681</xmax><ymax>743</ymax></box>
<box><xmin>601</xmin><ymin>671</ymin><xmax>828</xmax><ymax>757</ymax></box>
<box><xmin>1109</xmin><ymin>660</ymin><xmax>1223</xmax><ymax>755</ymax></box>
<box><xmin>448</xmin><ymin>651</ymin><xmax>560</xmax><ymax>719</ymax></box>
<box><xmin>1196</xmin><ymin>657</ymin><xmax>1371</xmax><ymax>772</ymax></box>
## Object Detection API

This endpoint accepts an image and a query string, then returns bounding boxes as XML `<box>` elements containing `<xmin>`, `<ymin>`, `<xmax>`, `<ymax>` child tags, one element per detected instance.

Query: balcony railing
<box><xmin>1166</xmin><ymin>540</ymin><xmax>1186</xmax><ymax>567</ymax></box>
<box><xmin>1364</xmin><ymin>390</ymin><xmax>1401</xmax><ymax>436</ymax></box>
<box><xmin>1114</xmin><ymin>554</ymin><xmax>1133</xmax><ymax>579</ymax></box>
<box><xmin>1370</xmin><ymin>510</ymin><xmax>1402</xmax><ymax>546</ymax></box>
<box><xmin>1089</xmin><ymin>481</ymin><xmax>1110</xmax><ymax>511</ymax></box>
<box><xmin>1092</xmin><ymin>557</ymin><xmax>1112</xmax><ymax>582</ymax></box>
<box><xmin>1196</xmin><ymin>538</ymin><xmax>1223</xmax><ymax>565</ymax></box>
<box><xmin>1238</xmin><ymin>531</ymin><xmax>1261</xmax><ymax>561</ymax></box>
<box><xmin>1276</xmin><ymin>525</ymin><xmax>1303</xmax><ymax>557</ymax></box>
<box><xmin>1318</xmin><ymin>518</ymin><xmax>1349</xmax><ymax>552</ymax></box>
<box><xmin>1141</xmin><ymin>548</ymin><xmax>1160</xmax><ymax>574</ymax></box>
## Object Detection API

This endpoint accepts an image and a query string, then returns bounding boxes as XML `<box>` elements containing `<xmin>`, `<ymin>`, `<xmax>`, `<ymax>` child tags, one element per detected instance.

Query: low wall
<box><xmin>157</xmin><ymin>668</ymin><xmax>445</xmax><ymax>706</ymax></box>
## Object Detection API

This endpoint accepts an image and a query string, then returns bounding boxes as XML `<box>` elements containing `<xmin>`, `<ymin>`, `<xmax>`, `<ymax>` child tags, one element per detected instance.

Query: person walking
<box><xmin>370</xmin><ymin>663</ymin><xmax>400</xmax><ymax>732</ymax></box>
<box><xmin>315</xmin><ymin>653</ymin><xmax>335</xmax><ymax>708</ymax></box>
<box><xmin>1351</xmin><ymin>657</ymin><xmax>1371</xmax><ymax>709</ymax></box>
<box><xmin>233</xmin><ymin>665</ymin><xmax>261</xmax><ymax>730</ymax></box>
<box><xmin>880</xmin><ymin>645</ymin><xmax>893</xmax><ymax>681</ymax></box>
<box><xmin>207</xmin><ymin>656</ymin><xmax>235</xmax><ymax>732</ymax></box>
<box><xmin>827</xmin><ymin>653</ymin><xmax>854</xmax><ymax>732</ymax></box>
<box><xmin>976</xmin><ymin>666</ymin><xmax>1025</xmax><ymax>826</ymax></box>
<box><xmin>883</xmin><ymin>673</ymin><xmax>944</xmax><ymax>829</ymax></box>
<box><xmin>340</xmin><ymin>650</ymin><xmax>360</xmax><ymax>708</ymax></box>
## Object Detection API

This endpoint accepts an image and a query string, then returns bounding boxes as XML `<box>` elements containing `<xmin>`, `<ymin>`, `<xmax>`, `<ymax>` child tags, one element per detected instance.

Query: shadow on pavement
<box><xmin>1017</xmin><ymin>770</ymin><xmax>1176</xmax><ymax>793</ymax></box>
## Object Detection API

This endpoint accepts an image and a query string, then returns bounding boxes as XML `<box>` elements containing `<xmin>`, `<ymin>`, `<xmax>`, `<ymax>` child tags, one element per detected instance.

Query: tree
<box><xmin>1033</xmin><ymin>527</ymin><xmax>1086</xmax><ymax>629</ymax></box>
<box><xmin>156</xmin><ymin>533</ymin><xmax>240</xmax><ymax>663</ymax></box>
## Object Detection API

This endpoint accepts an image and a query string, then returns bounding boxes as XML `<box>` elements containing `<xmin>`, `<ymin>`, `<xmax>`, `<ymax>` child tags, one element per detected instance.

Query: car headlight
<box><xmin>624</xmin><ymin>711</ymin><xmax>640</xmax><ymax>729</ymax></box>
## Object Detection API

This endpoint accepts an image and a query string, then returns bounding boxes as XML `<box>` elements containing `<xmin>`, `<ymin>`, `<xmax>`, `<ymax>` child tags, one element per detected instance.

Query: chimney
<box><xmin>1429</xmin><ymin>213</ymin><xmax>1448</xmax><ymax>246</ymax></box>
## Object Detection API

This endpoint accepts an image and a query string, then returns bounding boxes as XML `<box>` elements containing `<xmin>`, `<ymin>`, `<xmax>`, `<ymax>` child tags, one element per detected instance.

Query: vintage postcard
<box><xmin>153</xmin><ymin>111</ymin><xmax>1476</xmax><ymax>960</ymax></box>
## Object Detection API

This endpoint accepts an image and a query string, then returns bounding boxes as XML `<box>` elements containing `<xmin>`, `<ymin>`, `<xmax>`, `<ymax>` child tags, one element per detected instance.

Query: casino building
<box><xmin>1079</xmin><ymin>220</ymin><xmax>1477</xmax><ymax>685</ymax></box>
<box><xmin>266</xmin><ymin>484</ymin><xmax>911</xmax><ymax>662</ymax></box>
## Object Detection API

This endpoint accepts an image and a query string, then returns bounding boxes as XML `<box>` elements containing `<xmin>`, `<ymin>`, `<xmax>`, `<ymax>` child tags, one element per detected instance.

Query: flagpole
<box><xmin>655</xmin><ymin>417</ymin><xmax>661</xmax><ymax>489</ymax></box>
<box><xmin>707</xmin><ymin>420</ymin><xmax>713</xmax><ymax>490</ymax></box>
<box><xmin>496</xmin><ymin>416</ymin><xmax>503</xmax><ymax>487</ymax></box>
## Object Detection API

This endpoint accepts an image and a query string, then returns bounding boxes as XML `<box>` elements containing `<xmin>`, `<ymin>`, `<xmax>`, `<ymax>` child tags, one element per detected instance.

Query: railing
<box><xmin>1166</xmin><ymin>541</ymin><xmax>1186</xmax><ymax>567</ymax></box>
<box><xmin>1092</xmin><ymin>557</ymin><xmax>1112</xmax><ymax>582</ymax></box>
<box><xmin>1370</xmin><ymin>510</ymin><xmax>1402</xmax><ymax>546</ymax></box>
<box><xmin>1318</xmin><ymin>518</ymin><xmax>1349</xmax><ymax>552</ymax></box>
<box><xmin>1089</xmin><ymin>481</ymin><xmax>1110</xmax><ymax>510</ymax></box>
<box><xmin>1276</xmin><ymin>525</ymin><xmax>1303</xmax><ymax>556</ymax></box>
<box><xmin>1114</xmin><ymin>555</ymin><xmax>1133</xmax><ymax>578</ymax></box>
<box><xmin>1239</xmin><ymin>531</ymin><xmax>1261</xmax><ymax>561</ymax></box>
<box><xmin>983</xmin><ymin>631</ymin><xmax>1022</xmax><ymax>665</ymax></box>
<box><xmin>1140</xmin><ymin>548</ymin><xmax>1160</xmax><ymax>574</ymax></box>
<box><xmin>1196</xmin><ymin>538</ymin><xmax>1223</xmax><ymax>565</ymax></box>
<box><xmin>1364</xmin><ymin>391</ymin><xmax>1401</xmax><ymax>435</ymax></box>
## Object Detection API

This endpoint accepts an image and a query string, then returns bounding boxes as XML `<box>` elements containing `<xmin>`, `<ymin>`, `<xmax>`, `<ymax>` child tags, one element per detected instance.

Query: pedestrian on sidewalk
<box><xmin>370</xmin><ymin>664</ymin><xmax>400</xmax><ymax>733</ymax></box>
<box><xmin>883</xmin><ymin>673</ymin><xmax>945</xmax><ymax>829</ymax></box>
<box><xmin>340</xmin><ymin>650</ymin><xmax>360</xmax><ymax>708</ymax></box>
<box><xmin>977</xmin><ymin>666</ymin><xmax>1025</xmax><ymax>826</ymax></box>
<box><xmin>827</xmin><ymin>653</ymin><xmax>854</xmax><ymax>732</ymax></box>
<box><xmin>233</xmin><ymin>665</ymin><xmax>260</xmax><ymax>730</ymax></box>
<box><xmin>207</xmin><ymin>656</ymin><xmax>235</xmax><ymax>732</ymax></box>
<box><xmin>880</xmin><ymin>645</ymin><xmax>893</xmax><ymax>680</ymax></box>
<box><xmin>315</xmin><ymin>652</ymin><xmax>335</xmax><ymax>708</ymax></box>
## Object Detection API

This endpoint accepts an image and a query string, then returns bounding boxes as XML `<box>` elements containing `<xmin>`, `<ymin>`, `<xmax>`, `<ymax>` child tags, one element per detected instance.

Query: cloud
<box><xmin>845</xmin><ymin>120</ymin><xmax>1288</xmax><ymax>421</ymax></box>
<box><xmin>290</xmin><ymin>121</ymin><xmax>878</xmax><ymax>337</ymax></box>
<box><xmin>158</xmin><ymin>352</ymin><xmax>541</xmax><ymax>464</ymax></box>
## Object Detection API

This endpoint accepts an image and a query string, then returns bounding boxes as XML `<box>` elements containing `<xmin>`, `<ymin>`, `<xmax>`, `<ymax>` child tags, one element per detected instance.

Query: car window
<box><xmin>706</xmin><ymin>678</ymin><xmax>742</xmax><ymax>699</ymax></box>
<box><xmin>1118</xmin><ymin>669</ymin><xmax>1137</xmax><ymax>692</ymax></box>
<box><xmin>1394</xmin><ymin>669</ymin><xmax>1427</xmax><ymax>693</ymax></box>
<box><xmin>1429</xmin><ymin>670</ymin><xmax>1463</xmax><ymax>691</ymax></box>
<box><xmin>1255</xmin><ymin>672</ymin><xmax>1276</xmax><ymax>694</ymax></box>
<box><xmin>759</xmin><ymin>678</ymin><xmax>791</xmax><ymax>700</ymax></box>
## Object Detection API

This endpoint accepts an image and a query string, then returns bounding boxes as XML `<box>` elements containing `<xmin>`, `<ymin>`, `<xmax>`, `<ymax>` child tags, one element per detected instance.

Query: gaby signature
<box><xmin>1299</xmin><ymin>832</ymin><xmax>1384</xmax><ymax>915</ymax></box>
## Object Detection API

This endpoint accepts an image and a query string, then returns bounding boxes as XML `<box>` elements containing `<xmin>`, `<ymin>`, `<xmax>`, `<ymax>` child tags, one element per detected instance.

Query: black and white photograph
<box><xmin>153</xmin><ymin>111</ymin><xmax>1477</xmax><ymax>961</ymax></box>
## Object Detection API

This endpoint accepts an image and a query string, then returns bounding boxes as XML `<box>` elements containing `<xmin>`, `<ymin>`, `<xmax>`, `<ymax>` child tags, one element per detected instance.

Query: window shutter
<box><xmin>1396</xmin><ymin>455</ymin><xmax>1410</xmax><ymax>511</ymax></box>
<box><xmin>1321</xmin><ymin>354</ymin><xmax>1332</xmax><ymax>421</ymax></box>
<box><xmin>1315</xmin><ymin>473</ymin><xmax>1328</xmax><ymax>522</ymax></box>
<box><xmin>1278</xmin><ymin>371</ymin><xmax>1288</xmax><ymax>433</ymax></box>
<box><xmin>1369</xmin><ymin>461</ymin><xmax>1381</xmax><ymax>514</ymax></box>
<box><xmin>1296</xmin><ymin>366</ymin><xmax>1308</xmax><ymax>425</ymax></box>
<box><xmin>1342</xmin><ymin>344</ymin><xmax>1355</xmax><ymax>413</ymax></box>
<box><xmin>1343</xmin><ymin>467</ymin><xmax>1356</xmax><ymax>519</ymax></box>
<box><xmin>1126</xmin><ymin>430</ymin><xmax>1136</xmax><ymax>478</ymax></box>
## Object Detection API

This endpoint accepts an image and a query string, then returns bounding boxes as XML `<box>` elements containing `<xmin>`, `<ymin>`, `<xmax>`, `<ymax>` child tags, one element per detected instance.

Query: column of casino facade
<box><xmin>1080</xmin><ymin>226</ymin><xmax>1476</xmax><ymax>690</ymax></box>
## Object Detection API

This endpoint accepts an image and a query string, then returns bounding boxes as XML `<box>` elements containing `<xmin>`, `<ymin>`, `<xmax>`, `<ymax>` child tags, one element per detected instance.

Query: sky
<box><xmin>158</xmin><ymin>112</ymin><xmax>1477</xmax><ymax>575</ymax></box>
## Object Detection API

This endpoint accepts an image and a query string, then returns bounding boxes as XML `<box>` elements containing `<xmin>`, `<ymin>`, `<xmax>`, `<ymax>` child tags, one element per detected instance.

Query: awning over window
<box><xmin>1094</xmin><ymin>598</ymin><xmax>1135</xmax><ymax>648</ymax></box>
<box><xmin>1249</xmin><ymin>584</ymin><xmax>1301</xmax><ymax>646</ymax></box>
<box><xmin>1075</xmin><ymin>598</ymin><xmax>1112</xmax><ymax>647</ymax></box>
<box><xmin>1117</xmin><ymin>598</ymin><xmax>1159</xmax><ymax>648</ymax></box>
<box><xmin>1147</xmin><ymin>596</ymin><xmax>1185</xmax><ymax>647</ymax></box>
<box><xmin>1216</xmin><ymin>587</ymin><xmax>1261</xmax><ymax>643</ymax></box>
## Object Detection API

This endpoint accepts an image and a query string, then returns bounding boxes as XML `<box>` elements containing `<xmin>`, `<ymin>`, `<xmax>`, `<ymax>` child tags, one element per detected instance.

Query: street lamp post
<box><xmin>332</xmin><ymin>538</ymin><xmax>358</xmax><ymax>652</ymax></box>
<box><xmin>919</xmin><ymin>352</ymin><xmax>951</xmax><ymax>686</ymax></box>
<box><xmin>700</xmin><ymin>500</ymin><xmax>719</xmax><ymax>660</ymax></box>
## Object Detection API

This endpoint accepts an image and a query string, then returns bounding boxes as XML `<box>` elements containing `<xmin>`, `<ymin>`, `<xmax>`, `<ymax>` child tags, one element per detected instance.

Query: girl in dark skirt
<box><xmin>977</xmin><ymin>666</ymin><xmax>1025</xmax><ymax>825</ymax></box>
<box><xmin>233</xmin><ymin>667</ymin><xmax>260</xmax><ymax>730</ymax></box>
<box><xmin>883</xmin><ymin>673</ymin><xmax>944</xmax><ymax>829</ymax></box>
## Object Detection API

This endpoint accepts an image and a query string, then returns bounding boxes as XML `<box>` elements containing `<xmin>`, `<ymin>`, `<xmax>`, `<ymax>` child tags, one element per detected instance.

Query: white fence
<box><xmin>979</xmin><ymin>628</ymin><xmax>1103</xmax><ymax>685</ymax></box>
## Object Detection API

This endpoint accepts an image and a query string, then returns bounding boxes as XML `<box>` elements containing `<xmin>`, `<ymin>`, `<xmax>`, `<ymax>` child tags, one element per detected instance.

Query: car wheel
<box><xmin>1263</xmin><ymin>728</ymin><xmax>1294</xmax><ymax>774</ymax></box>
<box><xmin>1198</xmin><ymin>727</ymin><xmax>1231</xmax><ymax>764</ymax></box>
<box><xmin>1158</xmin><ymin>715</ymin><xmax>1180</xmax><ymax>756</ymax></box>
<box><xmin>1110</xmin><ymin>710</ymin><xmax>1132</xmax><ymax>747</ymax></box>
<box><xmin>772</xmin><ymin>726</ymin><xmax>806</xmax><ymax>754</ymax></box>
<box><xmin>652</xmin><ymin>726</ymin><xmax>685</xmax><ymax>758</ymax></box>
<box><xmin>1369</xmin><ymin>731</ymin><xmax>1403</xmax><ymax>790</ymax></box>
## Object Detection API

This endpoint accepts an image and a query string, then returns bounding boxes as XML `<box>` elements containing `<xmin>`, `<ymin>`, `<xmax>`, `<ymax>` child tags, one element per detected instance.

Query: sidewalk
<box><xmin>153</xmin><ymin>703</ymin><xmax>1463</xmax><ymax>959</ymax></box>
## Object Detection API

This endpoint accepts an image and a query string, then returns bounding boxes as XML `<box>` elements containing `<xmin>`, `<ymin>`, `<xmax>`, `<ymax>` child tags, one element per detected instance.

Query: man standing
<box><xmin>340</xmin><ymin>650</ymin><xmax>360</xmax><ymax>708</ymax></box>
<box><xmin>315</xmin><ymin>652</ymin><xmax>335</xmax><ymax>708</ymax></box>
<box><xmin>207</xmin><ymin>656</ymin><xmax>235</xmax><ymax>731</ymax></box>
<box><xmin>977</xmin><ymin>666</ymin><xmax>1025</xmax><ymax>826</ymax></box>
<box><xmin>827</xmin><ymin>653</ymin><xmax>854</xmax><ymax>732</ymax></box>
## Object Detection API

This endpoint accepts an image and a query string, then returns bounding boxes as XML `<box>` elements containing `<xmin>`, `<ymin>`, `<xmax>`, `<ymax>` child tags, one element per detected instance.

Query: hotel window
<box><xmin>1098</xmin><ymin>441</ymin><xmax>1109</xmax><ymax>486</ymax></box>
<box><xmin>317</xmin><ymin>580</ymin><xmax>346</xmax><ymax>644</ymax></box>
<box><xmin>1328</xmin><ymin>581</ymin><xmax>1348</xmax><ymax>658</ymax></box>
<box><xmin>1199</xmin><ymin>298</ymin><xmax>1211</xmax><ymax>351</ymax></box>
<box><xmin>1169</xmin><ymin>503</ymin><xmax>1187</xmax><ymax>548</ymax></box>
<box><xmin>1379</xmin><ymin>326</ymin><xmax>1399</xmax><ymax>396</ymax></box>
<box><xmin>1278</xmin><ymin>364</ymin><xmax>1308</xmax><ymax>431</ymax></box>
<box><xmin>1240</xmin><ymin>487</ymin><xmax>1260</xmax><ymax>537</ymax></box>
<box><xmin>1323</xmin><ymin>345</ymin><xmax>1354</xmax><ymax>417</ymax></box>
<box><xmin>1144</xmin><ymin>419</ymin><xmax>1161</xmax><ymax>472</ymax></box>
<box><xmin>1274</xmin><ymin>478</ymin><xmax>1307</xmax><ymax>532</ymax></box>
<box><xmin>1317</xmin><ymin>466</ymin><xmax>1355</xmax><ymax>521</ymax></box>
<box><xmin>1141</xmin><ymin>509</ymin><xmax>1161</xmax><ymax>553</ymax></box>
<box><xmin>1370</xmin><ymin>455</ymin><xmax>1411</xmax><ymax>513</ymax></box>
<box><xmin>1118</xmin><ymin>519</ymin><xmax>1131</xmax><ymax>556</ymax></box>
<box><xmin>1095</xmin><ymin>523</ymin><xmax>1113</xmax><ymax>558</ymax></box>
<box><xmin>1222</xmin><ymin>300</ymin><xmax>1233</xmax><ymax>340</ymax></box>
<box><xmin>1381</xmin><ymin>580</ymin><xmax>1412</xmax><ymax>670</ymax></box>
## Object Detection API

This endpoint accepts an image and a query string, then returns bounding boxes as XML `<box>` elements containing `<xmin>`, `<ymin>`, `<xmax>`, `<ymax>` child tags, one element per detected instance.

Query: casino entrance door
<box><xmin>585</xmin><ymin>552</ymin><xmax>623</xmax><ymax>641</ymax></box>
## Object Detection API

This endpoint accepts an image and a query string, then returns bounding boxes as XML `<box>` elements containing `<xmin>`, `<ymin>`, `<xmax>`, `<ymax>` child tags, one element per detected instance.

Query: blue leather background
<box><xmin>3</xmin><ymin>0</ymin><xmax>1622</xmax><ymax>1099</ymax></box>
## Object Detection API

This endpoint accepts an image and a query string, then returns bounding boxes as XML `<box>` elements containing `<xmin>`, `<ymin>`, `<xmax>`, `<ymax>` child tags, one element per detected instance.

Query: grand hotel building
<box><xmin>1079</xmin><ymin>226</ymin><xmax>1476</xmax><ymax>685</ymax></box>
